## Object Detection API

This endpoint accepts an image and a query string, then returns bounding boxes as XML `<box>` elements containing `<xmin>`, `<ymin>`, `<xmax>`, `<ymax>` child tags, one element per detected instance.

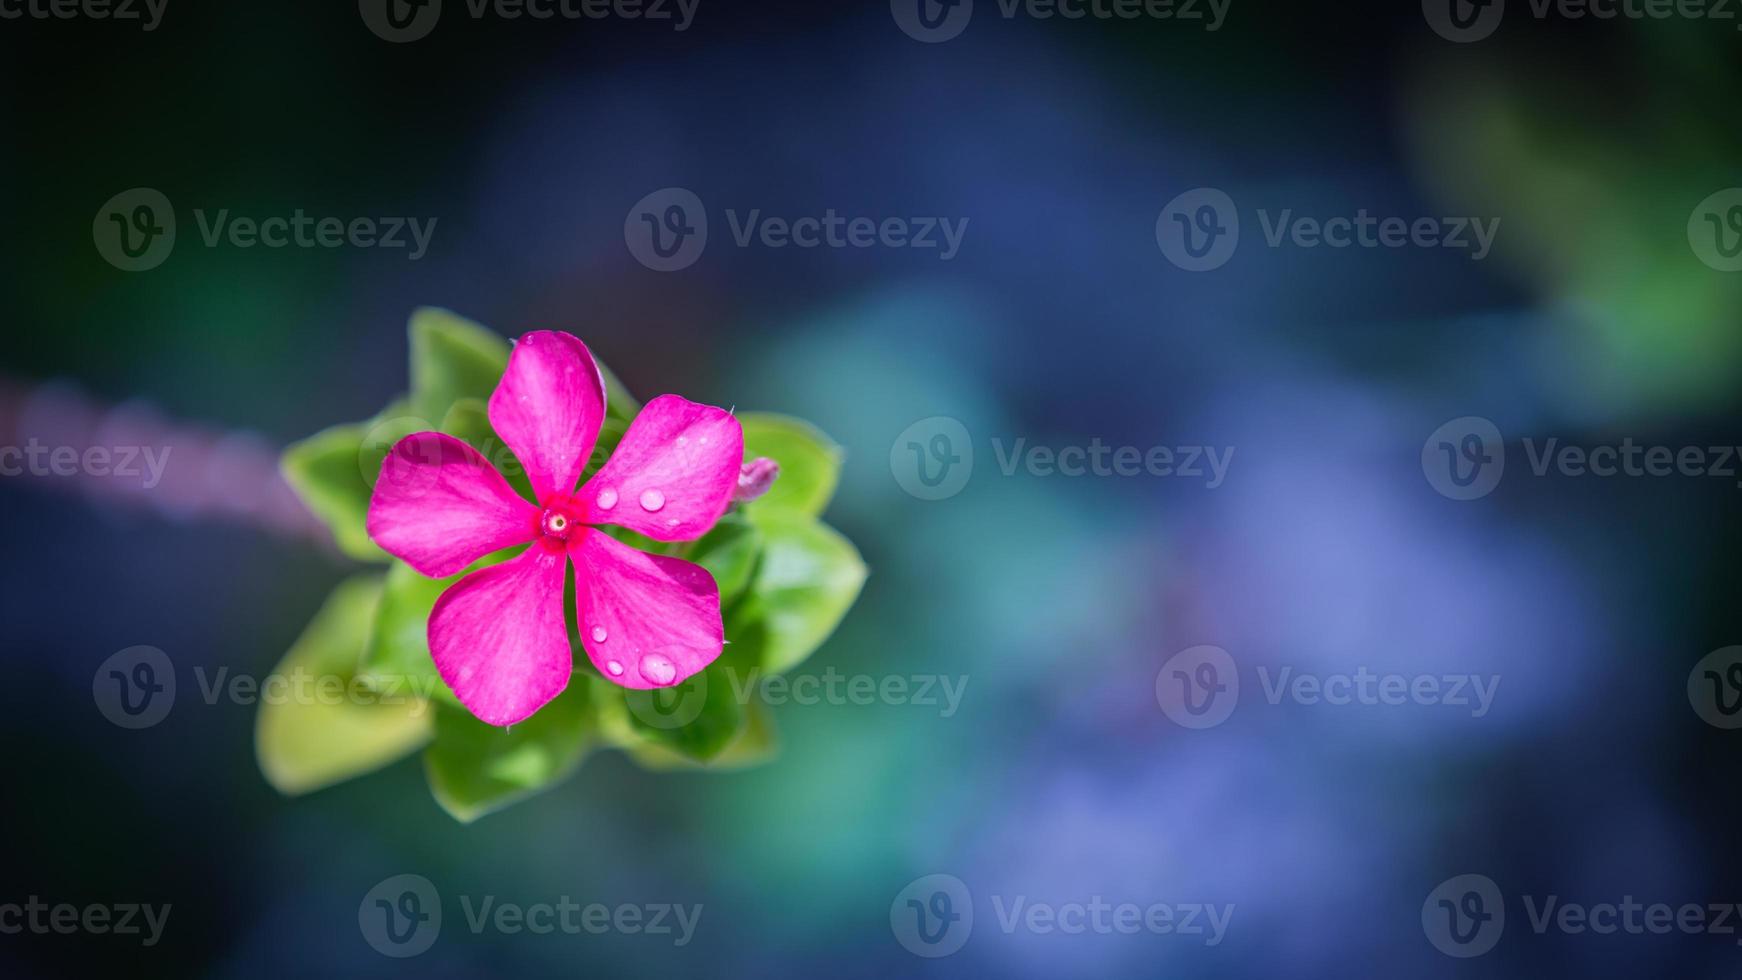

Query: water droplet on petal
<box><xmin>596</xmin><ymin>488</ymin><xmax>618</xmax><ymax>509</ymax></box>
<box><xmin>639</xmin><ymin>489</ymin><xmax>665</xmax><ymax>512</ymax></box>
<box><xmin>591</xmin><ymin>626</ymin><xmax>608</xmax><ymax>643</ymax></box>
<box><xmin>639</xmin><ymin>654</ymin><xmax>676</xmax><ymax>686</ymax></box>
<box><xmin>605</xmin><ymin>660</ymin><xmax>624</xmax><ymax>677</ymax></box>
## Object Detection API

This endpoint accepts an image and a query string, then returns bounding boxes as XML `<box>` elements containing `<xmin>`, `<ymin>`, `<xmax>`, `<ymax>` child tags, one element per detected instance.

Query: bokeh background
<box><xmin>2</xmin><ymin>0</ymin><xmax>1740</xmax><ymax>976</ymax></box>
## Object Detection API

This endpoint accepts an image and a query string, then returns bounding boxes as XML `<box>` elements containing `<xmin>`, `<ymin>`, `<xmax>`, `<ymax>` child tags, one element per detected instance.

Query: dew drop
<box><xmin>605</xmin><ymin>660</ymin><xmax>624</xmax><ymax>677</ymax></box>
<box><xmin>591</xmin><ymin>626</ymin><xmax>608</xmax><ymax>643</ymax></box>
<box><xmin>639</xmin><ymin>489</ymin><xmax>666</xmax><ymax>512</ymax></box>
<box><xmin>639</xmin><ymin>654</ymin><xmax>676</xmax><ymax>686</ymax></box>
<box><xmin>595</xmin><ymin>488</ymin><xmax>618</xmax><ymax>509</ymax></box>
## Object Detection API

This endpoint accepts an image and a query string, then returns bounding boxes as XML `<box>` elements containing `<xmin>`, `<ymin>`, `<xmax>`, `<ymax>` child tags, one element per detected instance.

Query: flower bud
<box><xmin>733</xmin><ymin>456</ymin><xmax>780</xmax><ymax>502</ymax></box>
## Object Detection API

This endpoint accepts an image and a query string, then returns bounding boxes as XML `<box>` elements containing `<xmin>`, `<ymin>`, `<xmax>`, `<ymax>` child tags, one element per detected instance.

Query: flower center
<box><xmin>539</xmin><ymin>507</ymin><xmax>576</xmax><ymax>542</ymax></box>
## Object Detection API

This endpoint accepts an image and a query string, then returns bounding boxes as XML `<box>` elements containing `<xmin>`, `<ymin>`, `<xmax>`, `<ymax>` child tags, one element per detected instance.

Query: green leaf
<box><xmin>423</xmin><ymin>683</ymin><xmax>594</xmax><ymax>823</ymax></box>
<box><xmin>356</xmin><ymin>557</ymin><xmax>519</xmax><ymax>711</ymax></box>
<box><xmin>615</xmin><ymin>660</ymin><xmax>746</xmax><ymax>763</ymax></box>
<box><xmin>281</xmin><ymin>396</ymin><xmax>437</xmax><ymax>562</ymax></box>
<box><xmin>281</xmin><ymin>421</ymin><xmax>381</xmax><ymax>561</ymax></box>
<box><xmin>409</xmin><ymin>308</ymin><xmax>510</xmax><ymax>422</ymax></box>
<box><xmin>626</xmin><ymin>698</ymin><xmax>779</xmax><ymax>771</ymax></box>
<box><xmin>738</xmin><ymin>413</ymin><xmax>844</xmax><ymax>520</ymax></box>
<box><xmin>255</xmin><ymin>575</ymin><xmax>434</xmax><ymax>796</ymax></box>
<box><xmin>687</xmin><ymin>514</ymin><xmax>762</xmax><ymax>607</ymax></box>
<box><xmin>731</xmin><ymin>517</ymin><xmax>866</xmax><ymax>674</ymax></box>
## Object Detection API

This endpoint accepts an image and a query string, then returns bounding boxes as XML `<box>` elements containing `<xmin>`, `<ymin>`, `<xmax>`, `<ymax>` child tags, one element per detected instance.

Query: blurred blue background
<box><xmin>1</xmin><ymin>1</ymin><xmax>1740</xmax><ymax>976</ymax></box>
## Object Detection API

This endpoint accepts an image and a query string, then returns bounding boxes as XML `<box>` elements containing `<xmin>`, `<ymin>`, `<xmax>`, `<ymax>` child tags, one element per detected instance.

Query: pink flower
<box><xmin>365</xmin><ymin>331</ymin><xmax>743</xmax><ymax>726</ymax></box>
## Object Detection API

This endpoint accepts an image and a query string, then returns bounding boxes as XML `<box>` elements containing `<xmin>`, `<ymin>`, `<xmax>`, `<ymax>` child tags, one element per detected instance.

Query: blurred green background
<box><xmin>1</xmin><ymin>1</ymin><xmax>1740</xmax><ymax>977</ymax></box>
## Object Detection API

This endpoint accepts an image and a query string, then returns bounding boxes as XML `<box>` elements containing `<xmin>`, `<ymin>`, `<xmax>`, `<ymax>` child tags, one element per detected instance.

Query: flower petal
<box><xmin>578</xmin><ymin>394</ymin><xmax>742</xmax><ymax>541</ymax></box>
<box><xmin>487</xmin><ymin>330</ymin><xmax>607</xmax><ymax>503</ymax></box>
<box><xmin>429</xmin><ymin>546</ymin><xmax>572</xmax><ymax>726</ymax></box>
<box><xmin>573</xmin><ymin>529</ymin><xmax>723</xmax><ymax>690</ymax></box>
<box><xmin>366</xmin><ymin>432</ymin><xmax>536</xmax><ymax>578</ymax></box>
